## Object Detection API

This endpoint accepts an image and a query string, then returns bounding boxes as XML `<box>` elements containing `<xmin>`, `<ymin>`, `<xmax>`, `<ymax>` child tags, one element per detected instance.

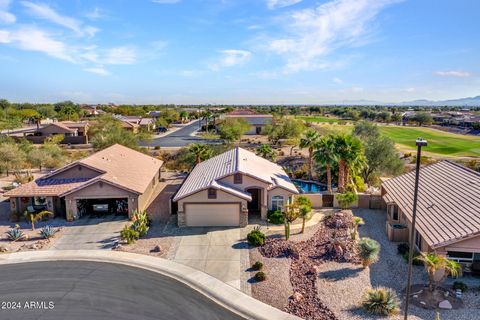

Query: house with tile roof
<box><xmin>382</xmin><ymin>160</ymin><xmax>480</xmax><ymax>268</ymax></box>
<box><xmin>173</xmin><ymin>147</ymin><xmax>298</xmax><ymax>227</ymax></box>
<box><xmin>5</xmin><ymin>144</ymin><xmax>163</xmax><ymax>221</ymax></box>
<box><xmin>20</xmin><ymin>121</ymin><xmax>90</xmax><ymax>144</ymax></box>
<box><xmin>223</xmin><ymin>110</ymin><xmax>273</xmax><ymax>135</ymax></box>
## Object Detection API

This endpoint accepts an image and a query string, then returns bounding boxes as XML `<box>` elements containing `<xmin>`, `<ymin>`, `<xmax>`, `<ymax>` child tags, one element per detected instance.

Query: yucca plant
<box><xmin>40</xmin><ymin>225</ymin><xmax>57</xmax><ymax>240</ymax></box>
<box><xmin>6</xmin><ymin>228</ymin><xmax>25</xmax><ymax>242</ymax></box>
<box><xmin>357</xmin><ymin>237</ymin><xmax>381</xmax><ymax>268</ymax></box>
<box><xmin>362</xmin><ymin>287</ymin><xmax>399</xmax><ymax>316</ymax></box>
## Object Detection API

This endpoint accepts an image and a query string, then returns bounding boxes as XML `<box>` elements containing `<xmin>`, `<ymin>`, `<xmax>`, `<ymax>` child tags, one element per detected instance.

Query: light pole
<box><xmin>403</xmin><ymin>138</ymin><xmax>427</xmax><ymax>320</ymax></box>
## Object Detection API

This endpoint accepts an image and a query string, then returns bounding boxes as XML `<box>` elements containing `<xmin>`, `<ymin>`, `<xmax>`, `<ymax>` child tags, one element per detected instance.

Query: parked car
<box><xmin>156</xmin><ymin>126</ymin><xmax>168</xmax><ymax>133</ymax></box>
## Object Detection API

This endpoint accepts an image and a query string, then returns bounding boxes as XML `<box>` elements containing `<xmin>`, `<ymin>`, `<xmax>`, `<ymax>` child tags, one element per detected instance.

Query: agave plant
<box><xmin>6</xmin><ymin>228</ymin><xmax>25</xmax><ymax>242</ymax></box>
<box><xmin>357</xmin><ymin>237</ymin><xmax>381</xmax><ymax>268</ymax></box>
<box><xmin>40</xmin><ymin>225</ymin><xmax>57</xmax><ymax>240</ymax></box>
<box><xmin>362</xmin><ymin>287</ymin><xmax>399</xmax><ymax>316</ymax></box>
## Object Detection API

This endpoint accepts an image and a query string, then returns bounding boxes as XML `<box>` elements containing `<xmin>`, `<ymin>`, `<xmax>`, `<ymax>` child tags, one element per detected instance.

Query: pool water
<box><xmin>292</xmin><ymin>179</ymin><xmax>329</xmax><ymax>193</ymax></box>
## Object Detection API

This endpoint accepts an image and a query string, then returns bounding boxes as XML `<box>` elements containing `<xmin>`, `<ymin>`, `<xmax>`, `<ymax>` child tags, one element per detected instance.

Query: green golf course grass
<box><xmin>299</xmin><ymin>116</ymin><xmax>343</xmax><ymax>123</ymax></box>
<box><xmin>378</xmin><ymin>126</ymin><xmax>480</xmax><ymax>157</ymax></box>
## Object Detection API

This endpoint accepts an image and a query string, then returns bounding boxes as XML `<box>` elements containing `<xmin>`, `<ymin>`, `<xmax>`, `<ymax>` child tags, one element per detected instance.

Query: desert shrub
<box><xmin>397</xmin><ymin>243</ymin><xmax>409</xmax><ymax>255</ymax></box>
<box><xmin>39</xmin><ymin>225</ymin><xmax>57</xmax><ymax>239</ymax></box>
<box><xmin>357</xmin><ymin>237</ymin><xmax>381</xmax><ymax>268</ymax></box>
<box><xmin>362</xmin><ymin>287</ymin><xmax>400</xmax><ymax>316</ymax></box>
<box><xmin>120</xmin><ymin>225</ymin><xmax>139</xmax><ymax>244</ymax></box>
<box><xmin>336</xmin><ymin>192</ymin><xmax>358</xmax><ymax>209</ymax></box>
<box><xmin>452</xmin><ymin>281</ymin><xmax>468</xmax><ymax>292</ymax></box>
<box><xmin>403</xmin><ymin>152</ymin><xmax>412</xmax><ymax>158</ymax></box>
<box><xmin>131</xmin><ymin>210</ymin><xmax>150</xmax><ymax>237</ymax></box>
<box><xmin>247</xmin><ymin>227</ymin><xmax>266</xmax><ymax>247</ymax></box>
<box><xmin>154</xmin><ymin>145</ymin><xmax>161</xmax><ymax>150</ymax></box>
<box><xmin>252</xmin><ymin>261</ymin><xmax>264</xmax><ymax>271</ymax></box>
<box><xmin>353</xmin><ymin>175</ymin><xmax>366</xmax><ymax>192</ymax></box>
<box><xmin>6</xmin><ymin>228</ymin><xmax>25</xmax><ymax>241</ymax></box>
<box><xmin>254</xmin><ymin>271</ymin><xmax>266</xmax><ymax>282</ymax></box>
<box><xmin>267</xmin><ymin>210</ymin><xmax>284</xmax><ymax>225</ymax></box>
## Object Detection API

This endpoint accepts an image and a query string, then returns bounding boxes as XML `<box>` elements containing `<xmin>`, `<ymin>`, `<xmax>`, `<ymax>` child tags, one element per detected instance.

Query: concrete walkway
<box><xmin>170</xmin><ymin>227</ymin><xmax>246</xmax><ymax>290</ymax></box>
<box><xmin>0</xmin><ymin>250</ymin><xmax>300</xmax><ymax>320</ymax></box>
<box><xmin>52</xmin><ymin>215</ymin><xmax>128</xmax><ymax>250</ymax></box>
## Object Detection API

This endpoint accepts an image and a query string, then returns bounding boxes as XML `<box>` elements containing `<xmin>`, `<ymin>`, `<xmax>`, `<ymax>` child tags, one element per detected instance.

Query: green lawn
<box><xmin>299</xmin><ymin>115</ymin><xmax>343</xmax><ymax>123</ymax></box>
<box><xmin>378</xmin><ymin>126</ymin><xmax>480</xmax><ymax>157</ymax></box>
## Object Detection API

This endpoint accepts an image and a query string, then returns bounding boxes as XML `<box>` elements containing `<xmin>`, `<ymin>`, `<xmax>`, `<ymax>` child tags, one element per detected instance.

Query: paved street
<box><xmin>171</xmin><ymin>227</ymin><xmax>247</xmax><ymax>290</ymax></box>
<box><xmin>143</xmin><ymin>121</ymin><xmax>222</xmax><ymax>148</ymax></box>
<box><xmin>51</xmin><ymin>215</ymin><xmax>127</xmax><ymax>250</ymax></box>
<box><xmin>0</xmin><ymin>261</ymin><xmax>244</xmax><ymax>320</ymax></box>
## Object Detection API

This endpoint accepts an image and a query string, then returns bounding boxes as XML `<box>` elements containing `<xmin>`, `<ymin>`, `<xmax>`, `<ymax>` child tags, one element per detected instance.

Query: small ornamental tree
<box><xmin>283</xmin><ymin>203</ymin><xmax>299</xmax><ymax>240</ymax></box>
<box><xmin>295</xmin><ymin>196</ymin><xmax>312</xmax><ymax>234</ymax></box>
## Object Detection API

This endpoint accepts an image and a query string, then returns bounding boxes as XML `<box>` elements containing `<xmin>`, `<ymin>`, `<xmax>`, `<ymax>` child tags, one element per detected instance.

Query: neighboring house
<box><xmin>224</xmin><ymin>110</ymin><xmax>273</xmax><ymax>135</ymax></box>
<box><xmin>115</xmin><ymin>115</ymin><xmax>156</xmax><ymax>131</ymax></box>
<box><xmin>81</xmin><ymin>105</ymin><xmax>105</xmax><ymax>116</ymax></box>
<box><xmin>5</xmin><ymin>144</ymin><xmax>164</xmax><ymax>221</ymax></box>
<box><xmin>173</xmin><ymin>147</ymin><xmax>298</xmax><ymax>227</ymax></box>
<box><xmin>382</xmin><ymin>160</ymin><xmax>480</xmax><ymax>268</ymax></box>
<box><xmin>23</xmin><ymin>122</ymin><xmax>90</xmax><ymax>144</ymax></box>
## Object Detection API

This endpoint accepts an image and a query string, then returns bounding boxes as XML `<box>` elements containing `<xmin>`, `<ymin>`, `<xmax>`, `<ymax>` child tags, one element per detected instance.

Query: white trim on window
<box><xmin>271</xmin><ymin>195</ymin><xmax>284</xmax><ymax>211</ymax></box>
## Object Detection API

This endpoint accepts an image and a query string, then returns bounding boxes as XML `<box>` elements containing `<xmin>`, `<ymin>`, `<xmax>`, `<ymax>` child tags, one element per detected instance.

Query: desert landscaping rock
<box><xmin>439</xmin><ymin>300</ymin><xmax>453</xmax><ymax>310</ymax></box>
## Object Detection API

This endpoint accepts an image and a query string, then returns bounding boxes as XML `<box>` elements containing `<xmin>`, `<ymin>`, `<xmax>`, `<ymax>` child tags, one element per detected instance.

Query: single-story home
<box><xmin>22</xmin><ymin>122</ymin><xmax>90</xmax><ymax>144</ymax></box>
<box><xmin>223</xmin><ymin>110</ymin><xmax>273</xmax><ymax>135</ymax></box>
<box><xmin>382</xmin><ymin>160</ymin><xmax>480</xmax><ymax>268</ymax></box>
<box><xmin>115</xmin><ymin>115</ymin><xmax>156</xmax><ymax>132</ymax></box>
<box><xmin>5</xmin><ymin>144</ymin><xmax>163</xmax><ymax>221</ymax></box>
<box><xmin>173</xmin><ymin>147</ymin><xmax>298</xmax><ymax>227</ymax></box>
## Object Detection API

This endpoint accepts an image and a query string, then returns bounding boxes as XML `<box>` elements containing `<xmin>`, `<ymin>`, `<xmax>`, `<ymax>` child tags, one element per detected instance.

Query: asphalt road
<box><xmin>144</xmin><ymin>120</ymin><xmax>222</xmax><ymax>148</ymax></box>
<box><xmin>0</xmin><ymin>261</ymin><xmax>245</xmax><ymax>320</ymax></box>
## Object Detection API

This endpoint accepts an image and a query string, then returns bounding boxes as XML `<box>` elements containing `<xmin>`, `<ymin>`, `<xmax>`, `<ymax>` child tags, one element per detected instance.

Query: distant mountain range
<box><xmin>332</xmin><ymin>95</ymin><xmax>480</xmax><ymax>107</ymax></box>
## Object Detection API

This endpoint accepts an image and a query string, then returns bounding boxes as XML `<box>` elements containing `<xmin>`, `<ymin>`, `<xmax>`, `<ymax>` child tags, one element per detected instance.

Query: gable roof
<box><xmin>40</xmin><ymin>122</ymin><xmax>75</xmax><ymax>134</ymax></box>
<box><xmin>5</xmin><ymin>144</ymin><xmax>163</xmax><ymax>198</ymax></box>
<box><xmin>382</xmin><ymin>160</ymin><xmax>480</xmax><ymax>249</ymax></box>
<box><xmin>173</xmin><ymin>147</ymin><xmax>298</xmax><ymax>201</ymax></box>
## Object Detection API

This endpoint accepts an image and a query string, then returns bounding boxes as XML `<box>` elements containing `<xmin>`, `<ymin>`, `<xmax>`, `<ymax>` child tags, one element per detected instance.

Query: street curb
<box><xmin>0</xmin><ymin>250</ymin><xmax>301</xmax><ymax>320</ymax></box>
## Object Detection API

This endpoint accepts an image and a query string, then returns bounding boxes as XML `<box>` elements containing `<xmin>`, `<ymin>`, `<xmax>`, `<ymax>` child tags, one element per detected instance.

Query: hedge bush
<box><xmin>267</xmin><ymin>210</ymin><xmax>284</xmax><ymax>225</ymax></box>
<box><xmin>252</xmin><ymin>261</ymin><xmax>264</xmax><ymax>271</ymax></box>
<box><xmin>254</xmin><ymin>271</ymin><xmax>266</xmax><ymax>282</ymax></box>
<box><xmin>247</xmin><ymin>227</ymin><xmax>266</xmax><ymax>247</ymax></box>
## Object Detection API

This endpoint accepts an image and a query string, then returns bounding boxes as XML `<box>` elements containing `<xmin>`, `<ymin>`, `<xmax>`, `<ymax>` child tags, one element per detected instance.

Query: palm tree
<box><xmin>188</xmin><ymin>143</ymin><xmax>212</xmax><ymax>164</ymax></box>
<box><xmin>256</xmin><ymin>144</ymin><xmax>276</xmax><ymax>161</ymax></box>
<box><xmin>313</xmin><ymin>136</ymin><xmax>337</xmax><ymax>193</ymax></box>
<box><xmin>418</xmin><ymin>252</ymin><xmax>462</xmax><ymax>292</ymax></box>
<box><xmin>299</xmin><ymin>129</ymin><xmax>320</xmax><ymax>180</ymax></box>
<box><xmin>334</xmin><ymin>134</ymin><xmax>364</xmax><ymax>192</ymax></box>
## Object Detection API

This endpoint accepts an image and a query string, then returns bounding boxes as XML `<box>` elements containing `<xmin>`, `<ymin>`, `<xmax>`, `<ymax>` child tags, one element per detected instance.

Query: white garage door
<box><xmin>185</xmin><ymin>203</ymin><xmax>240</xmax><ymax>227</ymax></box>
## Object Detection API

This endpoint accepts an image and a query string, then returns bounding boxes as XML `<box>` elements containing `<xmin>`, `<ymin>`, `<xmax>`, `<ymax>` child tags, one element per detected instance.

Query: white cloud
<box><xmin>21</xmin><ymin>1</ymin><xmax>98</xmax><ymax>37</ymax></box>
<box><xmin>85</xmin><ymin>7</ymin><xmax>105</xmax><ymax>20</ymax></box>
<box><xmin>333</xmin><ymin>77</ymin><xmax>343</xmax><ymax>84</ymax></box>
<box><xmin>103</xmin><ymin>47</ymin><xmax>136</xmax><ymax>64</ymax></box>
<box><xmin>84</xmin><ymin>67</ymin><xmax>109</xmax><ymax>76</ymax></box>
<box><xmin>266</xmin><ymin>0</ymin><xmax>400</xmax><ymax>72</ymax></box>
<box><xmin>351</xmin><ymin>86</ymin><xmax>363</xmax><ymax>92</ymax></box>
<box><xmin>435</xmin><ymin>70</ymin><xmax>471</xmax><ymax>78</ymax></box>
<box><xmin>152</xmin><ymin>0</ymin><xmax>181</xmax><ymax>4</ymax></box>
<box><xmin>210</xmin><ymin>49</ymin><xmax>252</xmax><ymax>70</ymax></box>
<box><xmin>266</xmin><ymin>0</ymin><xmax>302</xmax><ymax>10</ymax></box>
<box><xmin>0</xmin><ymin>0</ymin><xmax>15</xmax><ymax>24</ymax></box>
<box><xmin>0</xmin><ymin>27</ymin><xmax>74</xmax><ymax>62</ymax></box>
<box><xmin>405</xmin><ymin>87</ymin><xmax>415</xmax><ymax>92</ymax></box>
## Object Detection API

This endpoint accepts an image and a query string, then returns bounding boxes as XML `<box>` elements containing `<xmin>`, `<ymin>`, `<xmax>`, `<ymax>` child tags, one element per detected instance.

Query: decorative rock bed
<box><xmin>259</xmin><ymin>210</ymin><xmax>360</xmax><ymax>320</ymax></box>
<box><xmin>409</xmin><ymin>284</ymin><xmax>464</xmax><ymax>310</ymax></box>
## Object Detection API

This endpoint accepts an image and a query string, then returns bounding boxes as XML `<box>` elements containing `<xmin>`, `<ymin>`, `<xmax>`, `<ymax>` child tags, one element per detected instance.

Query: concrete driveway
<box><xmin>170</xmin><ymin>227</ymin><xmax>247</xmax><ymax>290</ymax></box>
<box><xmin>52</xmin><ymin>215</ymin><xmax>128</xmax><ymax>250</ymax></box>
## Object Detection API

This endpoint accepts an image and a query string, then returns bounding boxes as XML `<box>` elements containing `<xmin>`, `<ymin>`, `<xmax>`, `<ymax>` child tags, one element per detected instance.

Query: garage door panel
<box><xmin>185</xmin><ymin>203</ymin><xmax>239</xmax><ymax>227</ymax></box>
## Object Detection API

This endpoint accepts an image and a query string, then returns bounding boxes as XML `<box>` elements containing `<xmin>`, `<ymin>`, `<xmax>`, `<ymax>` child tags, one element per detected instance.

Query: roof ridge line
<box><xmin>443</xmin><ymin>159</ymin><xmax>480</xmax><ymax>177</ymax></box>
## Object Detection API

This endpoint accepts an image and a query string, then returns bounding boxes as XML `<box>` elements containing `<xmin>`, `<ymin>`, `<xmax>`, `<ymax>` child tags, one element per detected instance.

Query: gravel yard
<box><xmin>250</xmin><ymin>208</ymin><xmax>480</xmax><ymax>320</ymax></box>
<box><xmin>316</xmin><ymin>208</ymin><xmax>480</xmax><ymax>320</ymax></box>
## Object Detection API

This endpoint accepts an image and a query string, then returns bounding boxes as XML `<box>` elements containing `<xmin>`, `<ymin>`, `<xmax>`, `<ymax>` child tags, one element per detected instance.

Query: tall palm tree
<box><xmin>313</xmin><ymin>136</ymin><xmax>337</xmax><ymax>193</ymax></box>
<box><xmin>188</xmin><ymin>143</ymin><xmax>212</xmax><ymax>164</ymax></box>
<box><xmin>299</xmin><ymin>129</ymin><xmax>320</xmax><ymax>180</ymax></box>
<box><xmin>256</xmin><ymin>144</ymin><xmax>276</xmax><ymax>161</ymax></box>
<box><xmin>334</xmin><ymin>134</ymin><xmax>364</xmax><ymax>192</ymax></box>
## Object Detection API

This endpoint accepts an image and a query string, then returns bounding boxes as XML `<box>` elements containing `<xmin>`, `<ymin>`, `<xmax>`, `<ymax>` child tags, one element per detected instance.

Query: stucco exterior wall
<box><xmin>303</xmin><ymin>194</ymin><xmax>323</xmax><ymax>208</ymax></box>
<box><xmin>137</xmin><ymin>169</ymin><xmax>160</xmax><ymax>212</ymax></box>
<box><xmin>440</xmin><ymin>235</ymin><xmax>480</xmax><ymax>254</ymax></box>
<box><xmin>267</xmin><ymin>187</ymin><xmax>294</xmax><ymax>214</ymax></box>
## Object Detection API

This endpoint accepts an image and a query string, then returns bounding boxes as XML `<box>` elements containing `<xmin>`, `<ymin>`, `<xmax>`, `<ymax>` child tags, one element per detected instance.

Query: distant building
<box><xmin>114</xmin><ymin>115</ymin><xmax>156</xmax><ymax>132</ymax></box>
<box><xmin>21</xmin><ymin>121</ymin><xmax>90</xmax><ymax>144</ymax></box>
<box><xmin>81</xmin><ymin>105</ymin><xmax>105</xmax><ymax>116</ymax></box>
<box><xmin>223</xmin><ymin>109</ymin><xmax>273</xmax><ymax>135</ymax></box>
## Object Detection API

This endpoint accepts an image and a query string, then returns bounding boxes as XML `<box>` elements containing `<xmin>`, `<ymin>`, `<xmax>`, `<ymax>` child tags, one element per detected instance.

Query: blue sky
<box><xmin>0</xmin><ymin>0</ymin><xmax>478</xmax><ymax>104</ymax></box>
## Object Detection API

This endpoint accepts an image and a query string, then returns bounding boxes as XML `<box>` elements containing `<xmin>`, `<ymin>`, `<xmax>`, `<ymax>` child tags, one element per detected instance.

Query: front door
<box><xmin>246</xmin><ymin>188</ymin><xmax>261</xmax><ymax>214</ymax></box>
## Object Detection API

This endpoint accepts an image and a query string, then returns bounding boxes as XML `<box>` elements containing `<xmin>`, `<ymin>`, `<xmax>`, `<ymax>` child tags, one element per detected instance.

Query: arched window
<box><xmin>271</xmin><ymin>195</ymin><xmax>284</xmax><ymax>211</ymax></box>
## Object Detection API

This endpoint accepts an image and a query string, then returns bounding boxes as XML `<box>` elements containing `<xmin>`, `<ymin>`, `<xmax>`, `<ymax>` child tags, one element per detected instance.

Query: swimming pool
<box><xmin>292</xmin><ymin>179</ymin><xmax>329</xmax><ymax>193</ymax></box>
